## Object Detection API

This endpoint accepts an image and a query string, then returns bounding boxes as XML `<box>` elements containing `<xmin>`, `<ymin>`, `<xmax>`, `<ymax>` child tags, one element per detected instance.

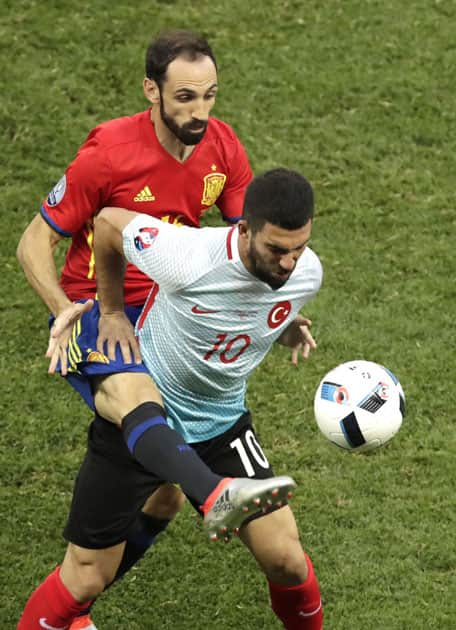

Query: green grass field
<box><xmin>1</xmin><ymin>1</ymin><xmax>455</xmax><ymax>628</ymax></box>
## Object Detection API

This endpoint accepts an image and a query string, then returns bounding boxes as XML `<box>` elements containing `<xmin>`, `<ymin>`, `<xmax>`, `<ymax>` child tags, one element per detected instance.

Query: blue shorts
<box><xmin>52</xmin><ymin>301</ymin><xmax>149</xmax><ymax>410</ymax></box>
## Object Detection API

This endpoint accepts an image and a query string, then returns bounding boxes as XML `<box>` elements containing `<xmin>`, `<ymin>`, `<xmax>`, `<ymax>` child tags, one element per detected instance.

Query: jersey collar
<box><xmin>226</xmin><ymin>225</ymin><xmax>240</xmax><ymax>262</ymax></box>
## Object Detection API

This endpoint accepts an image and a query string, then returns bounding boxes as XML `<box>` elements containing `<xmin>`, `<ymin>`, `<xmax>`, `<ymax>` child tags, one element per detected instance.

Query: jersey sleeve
<box><xmin>40</xmin><ymin>138</ymin><xmax>112</xmax><ymax>236</ymax></box>
<box><xmin>215</xmin><ymin>138</ymin><xmax>252</xmax><ymax>224</ymax></box>
<box><xmin>122</xmin><ymin>214</ymin><xmax>210</xmax><ymax>292</ymax></box>
<box><xmin>302</xmin><ymin>249</ymin><xmax>323</xmax><ymax>303</ymax></box>
<box><xmin>311</xmin><ymin>256</ymin><xmax>323</xmax><ymax>297</ymax></box>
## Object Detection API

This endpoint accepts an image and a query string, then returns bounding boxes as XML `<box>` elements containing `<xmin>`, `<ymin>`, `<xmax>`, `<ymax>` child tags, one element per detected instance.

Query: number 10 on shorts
<box><xmin>230</xmin><ymin>430</ymin><xmax>270</xmax><ymax>477</ymax></box>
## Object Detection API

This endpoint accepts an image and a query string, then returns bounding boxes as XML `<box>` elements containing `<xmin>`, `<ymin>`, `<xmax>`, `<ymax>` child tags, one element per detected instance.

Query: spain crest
<box><xmin>201</xmin><ymin>172</ymin><xmax>227</xmax><ymax>206</ymax></box>
<box><xmin>86</xmin><ymin>350</ymin><xmax>110</xmax><ymax>364</ymax></box>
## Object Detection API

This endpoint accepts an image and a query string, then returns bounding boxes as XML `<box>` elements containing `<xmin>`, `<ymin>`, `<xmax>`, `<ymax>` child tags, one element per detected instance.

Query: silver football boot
<box><xmin>203</xmin><ymin>476</ymin><xmax>296</xmax><ymax>541</ymax></box>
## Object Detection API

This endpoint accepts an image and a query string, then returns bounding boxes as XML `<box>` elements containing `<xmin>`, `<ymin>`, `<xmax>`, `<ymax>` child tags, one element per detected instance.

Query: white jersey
<box><xmin>123</xmin><ymin>214</ymin><xmax>323</xmax><ymax>442</ymax></box>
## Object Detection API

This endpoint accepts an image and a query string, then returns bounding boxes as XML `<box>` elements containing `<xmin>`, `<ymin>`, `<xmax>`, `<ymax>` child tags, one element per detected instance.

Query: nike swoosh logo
<box><xmin>298</xmin><ymin>600</ymin><xmax>322</xmax><ymax>617</ymax></box>
<box><xmin>39</xmin><ymin>619</ymin><xmax>69</xmax><ymax>630</ymax></box>
<box><xmin>191</xmin><ymin>305</ymin><xmax>220</xmax><ymax>314</ymax></box>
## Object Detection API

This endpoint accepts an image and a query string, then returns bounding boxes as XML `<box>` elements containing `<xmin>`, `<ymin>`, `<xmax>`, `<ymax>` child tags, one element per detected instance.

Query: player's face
<box><xmin>159</xmin><ymin>55</ymin><xmax>218</xmax><ymax>145</ymax></box>
<box><xmin>241</xmin><ymin>220</ymin><xmax>312</xmax><ymax>290</ymax></box>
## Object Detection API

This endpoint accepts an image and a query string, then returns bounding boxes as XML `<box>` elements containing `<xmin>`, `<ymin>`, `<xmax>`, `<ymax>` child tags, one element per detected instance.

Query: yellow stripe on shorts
<box><xmin>68</xmin><ymin>318</ymin><xmax>82</xmax><ymax>370</ymax></box>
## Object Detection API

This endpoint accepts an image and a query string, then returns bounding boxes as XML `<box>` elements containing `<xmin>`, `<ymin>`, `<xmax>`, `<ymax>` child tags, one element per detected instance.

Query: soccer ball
<box><xmin>313</xmin><ymin>360</ymin><xmax>405</xmax><ymax>452</ymax></box>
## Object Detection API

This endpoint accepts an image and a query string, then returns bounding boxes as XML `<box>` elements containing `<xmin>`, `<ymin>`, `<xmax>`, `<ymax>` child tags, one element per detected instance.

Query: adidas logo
<box><xmin>134</xmin><ymin>186</ymin><xmax>155</xmax><ymax>202</ymax></box>
<box><xmin>213</xmin><ymin>489</ymin><xmax>232</xmax><ymax>513</ymax></box>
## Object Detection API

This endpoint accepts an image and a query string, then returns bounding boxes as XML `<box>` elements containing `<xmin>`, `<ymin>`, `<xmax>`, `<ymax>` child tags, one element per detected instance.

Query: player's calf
<box><xmin>67</xmin><ymin>490</ymin><xmax>182</xmax><ymax>629</ymax></box>
<box><xmin>238</xmin><ymin>506</ymin><xmax>322</xmax><ymax>628</ymax></box>
<box><xmin>59</xmin><ymin>543</ymin><xmax>124</xmax><ymax>602</ymax></box>
<box><xmin>268</xmin><ymin>555</ymin><xmax>323</xmax><ymax>629</ymax></box>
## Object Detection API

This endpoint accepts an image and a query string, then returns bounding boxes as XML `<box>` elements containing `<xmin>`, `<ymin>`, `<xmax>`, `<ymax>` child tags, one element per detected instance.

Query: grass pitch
<box><xmin>1</xmin><ymin>1</ymin><xmax>455</xmax><ymax>628</ymax></box>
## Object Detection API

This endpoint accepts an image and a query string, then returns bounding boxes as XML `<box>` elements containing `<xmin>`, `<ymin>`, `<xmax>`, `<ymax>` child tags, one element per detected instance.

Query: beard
<box><xmin>160</xmin><ymin>100</ymin><xmax>208</xmax><ymax>146</ymax></box>
<box><xmin>247</xmin><ymin>240</ymin><xmax>292</xmax><ymax>290</ymax></box>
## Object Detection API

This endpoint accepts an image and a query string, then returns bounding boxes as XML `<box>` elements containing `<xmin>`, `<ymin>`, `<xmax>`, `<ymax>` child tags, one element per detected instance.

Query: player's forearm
<box><xmin>17</xmin><ymin>221</ymin><xmax>71</xmax><ymax>316</ymax></box>
<box><xmin>94</xmin><ymin>211</ymin><xmax>127</xmax><ymax>314</ymax></box>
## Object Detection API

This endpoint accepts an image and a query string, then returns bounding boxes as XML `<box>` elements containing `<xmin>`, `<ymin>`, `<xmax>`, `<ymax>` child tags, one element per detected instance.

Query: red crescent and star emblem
<box><xmin>267</xmin><ymin>300</ymin><xmax>292</xmax><ymax>329</ymax></box>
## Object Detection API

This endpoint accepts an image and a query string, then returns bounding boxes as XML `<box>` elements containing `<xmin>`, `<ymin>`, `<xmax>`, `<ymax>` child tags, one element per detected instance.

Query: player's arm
<box><xmin>94</xmin><ymin>207</ymin><xmax>141</xmax><ymax>311</ymax></box>
<box><xmin>276</xmin><ymin>315</ymin><xmax>317</xmax><ymax>366</ymax></box>
<box><xmin>94</xmin><ymin>207</ymin><xmax>143</xmax><ymax>363</ymax></box>
<box><xmin>99</xmin><ymin>209</ymin><xmax>207</xmax><ymax>293</ymax></box>
<box><xmin>17</xmin><ymin>213</ymin><xmax>72</xmax><ymax>316</ymax></box>
<box><xmin>276</xmin><ymin>252</ymin><xmax>323</xmax><ymax>364</ymax></box>
<box><xmin>216</xmin><ymin>135</ymin><xmax>252</xmax><ymax>224</ymax></box>
<box><xmin>19</xmin><ymin>143</ymin><xmax>113</xmax><ymax>317</ymax></box>
<box><xmin>17</xmin><ymin>213</ymin><xmax>93</xmax><ymax>374</ymax></box>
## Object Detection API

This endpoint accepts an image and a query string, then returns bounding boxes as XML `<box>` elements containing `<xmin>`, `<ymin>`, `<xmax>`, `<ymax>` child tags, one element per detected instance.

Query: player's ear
<box><xmin>237</xmin><ymin>220</ymin><xmax>249</xmax><ymax>236</ymax></box>
<box><xmin>237</xmin><ymin>220</ymin><xmax>252</xmax><ymax>249</ymax></box>
<box><xmin>143</xmin><ymin>77</ymin><xmax>160</xmax><ymax>105</ymax></box>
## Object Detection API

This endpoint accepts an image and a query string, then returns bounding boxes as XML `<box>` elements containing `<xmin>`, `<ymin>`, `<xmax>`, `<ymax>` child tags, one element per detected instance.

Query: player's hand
<box><xmin>97</xmin><ymin>311</ymin><xmax>142</xmax><ymax>364</ymax></box>
<box><xmin>46</xmin><ymin>300</ymin><xmax>94</xmax><ymax>376</ymax></box>
<box><xmin>278</xmin><ymin>315</ymin><xmax>317</xmax><ymax>365</ymax></box>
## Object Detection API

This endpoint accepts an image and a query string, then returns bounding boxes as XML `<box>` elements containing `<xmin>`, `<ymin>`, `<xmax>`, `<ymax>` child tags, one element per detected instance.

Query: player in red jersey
<box><xmin>16</xmin><ymin>30</ymin><xmax>252</xmax><ymax>630</ymax></box>
<box><xmin>39</xmin><ymin>88</ymin><xmax>250</xmax><ymax>306</ymax></box>
<box><xmin>18</xmin><ymin>169</ymin><xmax>322</xmax><ymax>630</ymax></box>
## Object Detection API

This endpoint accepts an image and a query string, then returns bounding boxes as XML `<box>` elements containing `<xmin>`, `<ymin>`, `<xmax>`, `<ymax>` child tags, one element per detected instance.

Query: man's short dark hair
<box><xmin>242</xmin><ymin>168</ymin><xmax>314</xmax><ymax>233</ymax></box>
<box><xmin>145</xmin><ymin>30</ymin><xmax>217</xmax><ymax>88</ymax></box>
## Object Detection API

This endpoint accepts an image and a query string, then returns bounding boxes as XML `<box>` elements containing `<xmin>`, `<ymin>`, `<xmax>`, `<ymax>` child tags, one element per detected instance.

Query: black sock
<box><xmin>122</xmin><ymin>402</ymin><xmax>222</xmax><ymax>505</ymax></box>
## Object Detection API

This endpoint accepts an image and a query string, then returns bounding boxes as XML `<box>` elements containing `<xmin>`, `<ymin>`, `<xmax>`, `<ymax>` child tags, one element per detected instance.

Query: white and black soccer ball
<box><xmin>314</xmin><ymin>360</ymin><xmax>405</xmax><ymax>452</ymax></box>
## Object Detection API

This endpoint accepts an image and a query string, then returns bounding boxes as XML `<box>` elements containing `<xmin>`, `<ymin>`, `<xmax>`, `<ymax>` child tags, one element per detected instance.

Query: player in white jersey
<box><xmin>22</xmin><ymin>169</ymin><xmax>323</xmax><ymax>629</ymax></box>
<box><xmin>121</xmin><ymin>204</ymin><xmax>322</xmax><ymax>444</ymax></box>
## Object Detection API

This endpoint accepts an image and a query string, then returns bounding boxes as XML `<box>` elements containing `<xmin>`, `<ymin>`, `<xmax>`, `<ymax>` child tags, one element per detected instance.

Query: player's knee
<box><xmin>62</xmin><ymin>545</ymin><xmax>120</xmax><ymax>601</ymax></box>
<box><xmin>264</xmin><ymin>542</ymin><xmax>309</xmax><ymax>585</ymax></box>
<box><xmin>72</xmin><ymin>565</ymin><xmax>110</xmax><ymax>601</ymax></box>
<box><xmin>142</xmin><ymin>484</ymin><xmax>186</xmax><ymax>520</ymax></box>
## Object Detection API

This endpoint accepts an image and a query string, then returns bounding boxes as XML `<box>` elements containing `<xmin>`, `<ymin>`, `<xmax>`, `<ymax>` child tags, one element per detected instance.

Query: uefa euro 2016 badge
<box><xmin>47</xmin><ymin>175</ymin><xmax>67</xmax><ymax>206</ymax></box>
<box><xmin>134</xmin><ymin>226</ymin><xmax>159</xmax><ymax>251</ymax></box>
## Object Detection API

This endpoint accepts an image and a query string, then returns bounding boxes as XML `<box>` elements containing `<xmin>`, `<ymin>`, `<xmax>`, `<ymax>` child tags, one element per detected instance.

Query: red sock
<box><xmin>268</xmin><ymin>554</ymin><xmax>323</xmax><ymax>629</ymax></box>
<box><xmin>17</xmin><ymin>566</ymin><xmax>92</xmax><ymax>629</ymax></box>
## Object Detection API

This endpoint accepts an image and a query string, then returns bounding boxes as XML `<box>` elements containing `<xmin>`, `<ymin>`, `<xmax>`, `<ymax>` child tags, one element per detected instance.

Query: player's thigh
<box><xmin>54</xmin><ymin>300</ymin><xmax>152</xmax><ymax>413</ymax></box>
<box><xmin>64</xmin><ymin>416</ymin><xmax>162</xmax><ymax>550</ymax></box>
<box><xmin>93</xmin><ymin>371</ymin><xmax>163</xmax><ymax>425</ymax></box>
<box><xmin>239</xmin><ymin>505</ymin><xmax>308</xmax><ymax>582</ymax></box>
<box><xmin>142</xmin><ymin>483</ymin><xmax>186</xmax><ymax>519</ymax></box>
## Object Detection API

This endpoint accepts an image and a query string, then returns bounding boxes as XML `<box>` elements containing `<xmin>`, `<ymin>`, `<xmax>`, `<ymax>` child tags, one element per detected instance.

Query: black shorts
<box><xmin>64</xmin><ymin>412</ymin><xmax>274</xmax><ymax>549</ymax></box>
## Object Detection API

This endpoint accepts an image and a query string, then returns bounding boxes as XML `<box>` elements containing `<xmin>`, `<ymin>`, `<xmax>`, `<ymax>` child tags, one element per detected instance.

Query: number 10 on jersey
<box><xmin>204</xmin><ymin>333</ymin><xmax>251</xmax><ymax>363</ymax></box>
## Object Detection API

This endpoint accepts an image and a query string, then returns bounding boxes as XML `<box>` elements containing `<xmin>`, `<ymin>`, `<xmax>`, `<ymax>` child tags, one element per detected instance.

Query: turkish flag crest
<box><xmin>267</xmin><ymin>300</ymin><xmax>292</xmax><ymax>329</ymax></box>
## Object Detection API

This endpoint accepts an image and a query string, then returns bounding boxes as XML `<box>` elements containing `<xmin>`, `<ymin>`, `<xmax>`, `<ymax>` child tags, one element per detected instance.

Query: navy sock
<box><xmin>113</xmin><ymin>512</ymin><xmax>169</xmax><ymax>582</ymax></box>
<box><xmin>122</xmin><ymin>402</ymin><xmax>222</xmax><ymax>505</ymax></box>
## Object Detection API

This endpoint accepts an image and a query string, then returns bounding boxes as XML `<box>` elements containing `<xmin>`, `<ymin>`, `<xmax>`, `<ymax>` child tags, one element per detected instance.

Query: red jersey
<box><xmin>41</xmin><ymin>109</ymin><xmax>252</xmax><ymax>305</ymax></box>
